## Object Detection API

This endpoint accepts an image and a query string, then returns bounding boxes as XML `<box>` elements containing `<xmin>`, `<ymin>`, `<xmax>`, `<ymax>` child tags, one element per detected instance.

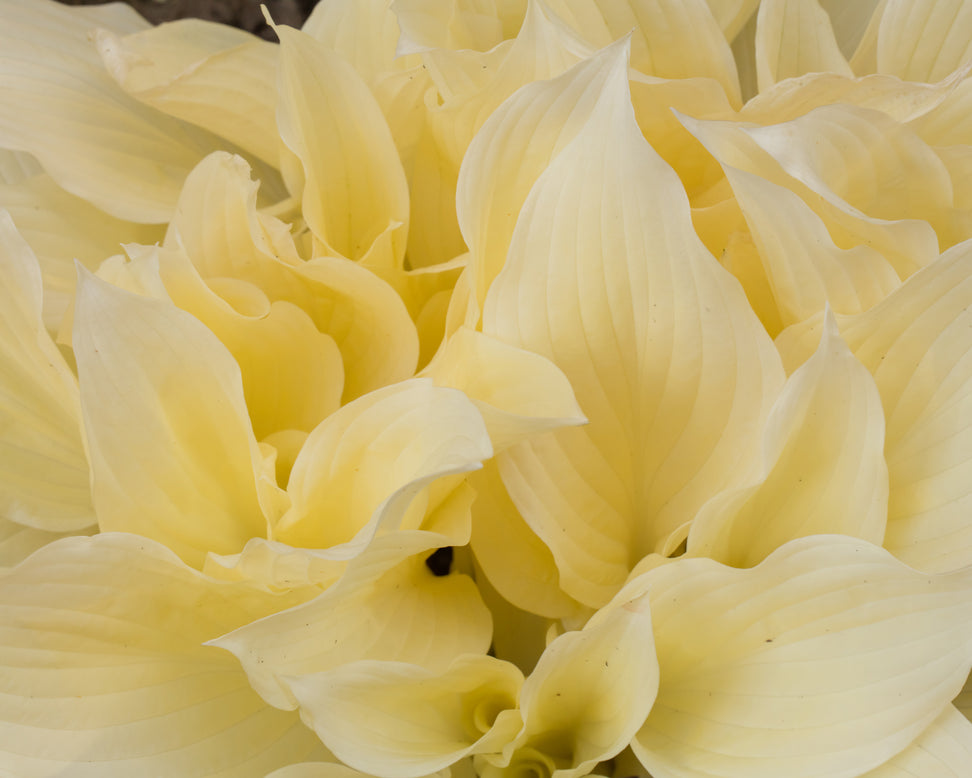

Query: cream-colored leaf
<box><xmin>688</xmin><ymin>312</ymin><xmax>888</xmax><ymax>567</ymax></box>
<box><xmin>276</xmin><ymin>379</ymin><xmax>491</xmax><ymax>550</ymax></box>
<box><xmin>755</xmin><ymin>0</ymin><xmax>852</xmax><ymax>93</ymax></box>
<box><xmin>204</xmin><ymin>536</ymin><xmax>346</xmax><ymax>592</ymax></box>
<box><xmin>483</xmin><ymin>53</ymin><xmax>783</xmax><ymax>607</ymax></box>
<box><xmin>779</xmin><ymin>240</ymin><xmax>972</xmax><ymax>573</ymax></box>
<box><xmin>0</xmin><ymin>174</ymin><xmax>162</xmax><ymax>329</ymax></box>
<box><xmin>756</xmin><ymin>0</ymin><xmax>853</xmax><ymax>92</ymax></box>
<box><xmin>290</xmin><ymin>655</ymin><xmax>523</xmax><ymax>778</ymax></box>
<box><xmin>0</xmin><ymin>534</ymin><xmax>328</xmax><ymax>776</ymax></box>
<box><xmin>680</xmin><ymin>110</ymin><xmax>943</xmax><ymax>278</ymax></box>
<box><xmin>723</xmin><ymin>164</ymin><xmax>901</xmax><ymax>326</ymax></box>
<box><xmin>275</xmin><ymin>24</ymin><xmax>409</xmax><ymax>264</ymax></box>
<box><xmin>157</xmin><ymin>250</ymin><xmax>345</xmax><ymax>442</ymax></box>
<box><xmin>217</xmin><ymin>298</ymin><xmax>344</xmax><ymax>440</ymax></box>
<box><xmin>303</xmin><ymin>0</ymin><xmax>400</xmax><ymax>86</ymax></box>
<box><xmin>424</xmin><ymin>327</ymin><xmax>585</xmax><ymax>452</ymax></box>
<box><xmin>392</xmin><ymin>0</ymin><xmax>519</xmax><ymax>52</ymax></box>
<box><xmin>628</xmin><ymin>74</ymin><xmax>735</xmax><ymax>200</ymax></box>
<box><xmin>544</xmin><ymin>0</ymin><xmax>742</xmax><ymax>106</ymax></box>
<box><xmin>911</xmin><ymin>74</ymin><xmax>972</xmax><ymax>149</ymax></box>
<box><xmin>862</xmin><ymin>705</ymin><xmax>972</xmax><ymax>778</ymax></box>
<box><xmin>212</xmin><ymin>529</ymin><xmax>494</xmax><ymax>710</ymax></box>
<box><xmin>73</xmin><ymin>270</ymin><xmax>270</xmax><ymax>567</ymax></box>
<box><xmin>295</xmin><ymin>257</ymin><xmax>420</xmax><ymax>400</ymax></box>
<box><xmin>386</xmin><ymin>66</ymin><xmax>468</xmax><ymax>270</ymax></box>
<box><xmin>742</xmin><ymin>104</ymin><xmax>965</xmax><ymax>250</ymax></box>
<box><xmin>97</xmin><ymin>20</ymin><xmax>281</xmax><ymax>168</ymax></box>
<box><xmin>630</xmin><ymin>535</ymin><xmax>972</xmax><ymax>778</ymax></box>
<box><xmin>165</xmin><ymin>152</ymin><xmax>297</xmax><ymax>278</ymax></box>
<box><xmin>0</xmin><ymin>0</ymin><xmax>221</xmax><ymax>223</ymax></box>
<box><xmin>739</xmin><ymin>65</ymin><xmax>969</xmax><ymax>125</ymax></box>
<box><xmin>456</xmin><ymin>37</ymin><xmax>631</xmax><ymax>314</ymax></box>
<box><xmin>469</xmin><ymin>462</ymin><xmax>584</xmax><ymax>620</ymax></box>
<box><xmin>876</xmin><ymin>0</ymin><xmax>972</xmax><ymax>83</ymax></box>
<box><xmin>0</xmin><ymin>211</ymin><xmax>93</xmax><ymax>532</ymax></box>
<box><xmin>160</xmin><ymin>151</ymin><xmax>417</xmax><ymax>402</ymax></box>
<box><xmin>492</xmin><ymin>602</ymin><xmax>658</xmax><ymax>778</ymax></box>
<box><xmin>813</xmin><ymin>243</ymin><xmax>972</xmax><ymax>573</ymax></box>
<box><xmin>424</xmin><ymin>0</ymin><xmax>591</xmax><ymax>172</ymax></box>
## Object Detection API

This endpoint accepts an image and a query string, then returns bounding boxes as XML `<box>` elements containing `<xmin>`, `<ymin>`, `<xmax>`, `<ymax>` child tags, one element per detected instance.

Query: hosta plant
<box><xmin>3</xmin><ymin>0</ymin><xmax>972</xmax><ymax>776</ymax></box>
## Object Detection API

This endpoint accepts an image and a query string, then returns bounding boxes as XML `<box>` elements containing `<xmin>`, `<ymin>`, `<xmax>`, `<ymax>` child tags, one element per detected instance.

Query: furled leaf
<box><xmin>73</xmin><ymin>269</ymin><xmax>271</xmax><ymax>567</ymax></box>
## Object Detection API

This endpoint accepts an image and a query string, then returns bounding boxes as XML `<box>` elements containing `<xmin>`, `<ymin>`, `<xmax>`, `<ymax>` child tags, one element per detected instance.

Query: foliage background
<box><xmin>57</xmin><ymin>0</ymin><xmax>317</xmax><ymax>39</ymax></box>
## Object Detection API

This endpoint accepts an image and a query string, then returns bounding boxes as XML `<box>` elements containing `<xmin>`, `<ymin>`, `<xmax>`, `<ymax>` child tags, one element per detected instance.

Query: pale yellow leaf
<box><xmin>275</xmin><ymin>379</ymin><xmax>490</xmax><ymax>549</ymax></box>
<box><xmin>630</xmin><ymin>535</ymin><xmax>972</xmax><ymax>778</ymax></box>
<box><xmin>469</xmin><ymin>462</ymin><xmax>584</xmax><ymax>620</ymax></box>
<box><xmin>544</xmin><ymin>0</ymin><xmax>742</xmax><ymax>106</ymax></box>
<box><xmin>688</xmin><ymin>311</ymin><xmax>888</xmax><ymax>567</ymax></box>
<box><xmin>0</xmin><ymin>211</ymin><xmax>93</xmax><ymax>532</ymax></box>
<box><xmin>489</xmin><ymin>603</ymin><xmax>658</xmax><ymax>778</ymax></box>
<box><xmin>290</xmin><ymin>655</ymin><xmax>523</xmax><ymax>778</ymax></box>
<box><xmin>0</xmin><ymin>0</ymin><xmax>222</xmax><ymax>223</ymax></box>
<box><xmin>161</xmin><ymin>151</ymin><xmax>417</xmax><ymax>403</ymax></box>
<box><xmin>680</xmin><ymin>110</ymin><xmax>943</xmax><ymax>278</ymax></box>
<box><xmin>303</xmin><ymin>0</ymin><xmax>400</xmax><ymax>85</ymax></box>
<box><xmin>424</xmin><ymin>327</ymin><xmax>585</xmax><ymax>452</ymax></box>
<box><xmin>0</xmin><ymin>174</ymin><xmax>161</xmax><ymax>329</ymax></box>
<box><xmin>483</xmin><ymin>53</ymin><xmax>783</xmax><ymax>607</ymax></box>
<box><xmin>456</xmin><ymin>37</ymin><xmax>632</xmax><ymax>314</ymax></box>
<box><xmin>73</xmin><ymin>270</ymin><xmax>270</xmax><ymax>567</ymax></box>
<box><xmin>723</xmin><ymin>164</ymin><xmax>901</xmax><ymax>326</ymax></box>
<box><xmin>0</xmin><ymin>534</ymin><xmax>329</xmax><ymax>776</ymax></box>
<box><xmin>739</xmin><ymin>66</ymin><xmax>969</xmax><ymax>125</ymax></box>
<box><xmin>862</xmin><ymin>705</ymin><xmax>972</xmax><ymax>778</ymax></box>
<box><xmin>392</xmin><ymin>0</ymin><xmax>518</xmax><ymax>52</ymax></box>
<box><xmin>876</xmin><ymin>0</ymin><xmax>972</xmax><ymax>83</ymax></box>
<box><xmin>778</xmin><ymin>241</ymin><xmax>972</xmax><ymax>573</ymax></box>
<box><xmin>275</xmin><ymin>24</ymin><xmax>409</xmax><ymax>264</ymax></box>
<box><xmin>212</xmin><ymin>529</ymin><xmax>494</xmax><ymax>710</ymax></box>
<box><xmin>97</xmin><ymin>20</ymin><xmax>281</xmax><ymax>168</ymax></box>
<box><xmin>755</xmin><ymin>0</ymin><xmax>853</xmax><ymax>93</ymax></box>
<box><xmin>424</xmin><ymin>0</ymin><xmax>591</xmax><ymax>171</ymax></box>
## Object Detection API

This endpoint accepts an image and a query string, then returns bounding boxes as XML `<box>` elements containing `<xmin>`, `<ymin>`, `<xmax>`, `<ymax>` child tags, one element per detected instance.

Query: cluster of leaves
<box><xmin>3</xmin><ymin>0</ymin><xmax>972</xmax><ymax>776</ymax></box>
